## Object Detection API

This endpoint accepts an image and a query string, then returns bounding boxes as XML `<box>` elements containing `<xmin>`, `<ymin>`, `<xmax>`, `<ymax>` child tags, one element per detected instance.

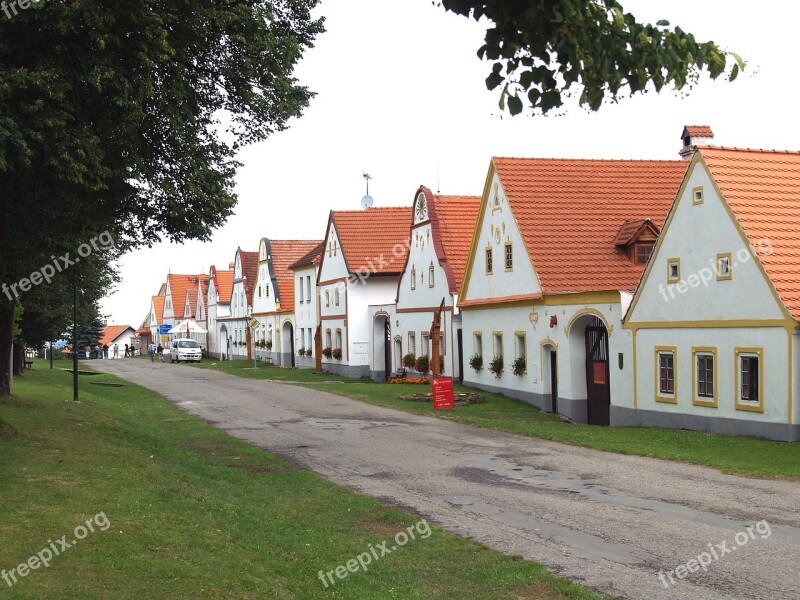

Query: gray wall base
<box><xmin>611</xmin><ymin>406</ymin><xmax>800</xmax><ymax>442</ymax></box>
<box><xmin>466</xmin><ymin>381</ymin><xmax>588</xmax><ymax>424</ymax></box>
<box><xmin>370</xmin><ymin>370</ymin><xmax>387</xmax><ymax>383</ymax></box>
<box><xmin>324</xmin><ymin>363</ymin><xmax>371</xmax><ymax>379</ymax></box>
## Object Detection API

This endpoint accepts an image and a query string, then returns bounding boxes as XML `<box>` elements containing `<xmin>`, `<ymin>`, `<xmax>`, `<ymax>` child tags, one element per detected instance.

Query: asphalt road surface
<box><xmin>90</xmin><ymin>359</ymin><xmax>800</xmax><ymax>600</ymax></box>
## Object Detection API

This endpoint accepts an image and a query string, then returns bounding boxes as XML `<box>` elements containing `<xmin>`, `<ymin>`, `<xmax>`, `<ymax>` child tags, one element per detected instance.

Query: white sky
<box><xmin>101</xmin><ymin>0</ymin><xmax>800</xmax><ymax>327</ymax></box>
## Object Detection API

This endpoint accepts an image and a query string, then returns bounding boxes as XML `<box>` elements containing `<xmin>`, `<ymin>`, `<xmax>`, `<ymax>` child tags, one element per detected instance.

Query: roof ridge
<box><xmin>494</xmin><ymin>156</ymin><xmax>684</xmax><ymax>164</ymax></box>
<box><xmin>698</xmin><ymin>145</ymin><xmax>800</xmax><ymax>155</ymax></box>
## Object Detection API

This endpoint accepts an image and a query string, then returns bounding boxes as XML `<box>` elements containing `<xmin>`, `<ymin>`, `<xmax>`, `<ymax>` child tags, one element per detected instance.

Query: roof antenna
<box><xmin>361</xmin><ymin>172</ymin><xmax>374</xmax><ymax>209</ymax></box>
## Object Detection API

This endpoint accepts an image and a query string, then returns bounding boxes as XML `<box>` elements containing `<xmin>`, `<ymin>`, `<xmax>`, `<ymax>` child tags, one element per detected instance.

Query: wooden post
<box><xmin>429</xmin><ymin>298</ymin><xmax>445</xmax><ymax>377</ymax></box>
<box><xmin>314</xmin><ymin>324</ymin><xmax>323</xmax><ymax>372</ymax></box>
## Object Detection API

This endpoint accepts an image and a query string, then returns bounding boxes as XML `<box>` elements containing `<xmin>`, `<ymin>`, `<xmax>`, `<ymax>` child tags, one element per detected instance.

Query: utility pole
<box><xmin>72</xmin><ymin>280</ymin><xmax>79</xmax><ymax>402</ymax></box>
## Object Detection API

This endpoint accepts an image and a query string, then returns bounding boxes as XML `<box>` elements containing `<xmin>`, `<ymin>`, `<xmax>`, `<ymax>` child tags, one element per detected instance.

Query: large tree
<box><xmin>0</xmin><ymin>0</ymin><xmax>324</xmax><ymax>395</ymax></box>
<box><xmin>441</xmin><ymin>0</ymin><xmax>740</xmax><ymax>114</ymax></box>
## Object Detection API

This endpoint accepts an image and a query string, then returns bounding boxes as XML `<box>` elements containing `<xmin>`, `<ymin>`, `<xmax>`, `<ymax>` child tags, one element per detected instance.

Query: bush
<box><xmin>489</xmin><ymin>355</ymin><xmax>503</xmax><ymax>378</ymax></box>
<box><xmin>403</xmin><ymin>353</ymin><xmax>416</xmax><ymax>368</ymax></box>
<box><xmin>332</xmin><ymin>348</ymin><xmax>342</xmax><ymax>360</ymax></box>
<box><xmin>512</xmin><ymin>356</ymin><xmax>527</xmax><ymax>376</ymax></box>
<box><xmin>415</xmin><ymin>354</ymin><xmax>429</xmax><ymax>373</ymax></box>
<box><xmin>322</xmin><ymin>346</ymin><xmax>332</xmax><ymax>358</ymax></box>
<box><xmin>265</xmin><ymin>340</ymin><xmax>273</xmax><ymax>350</ymax></box>
<box><xmin>304</xmin><ymin>348</ymin><xmax>313</xmax><ymax>357</ymax></box>
<box><xmin>297</xmin><ymin>347</ymin><xmax>306</xmax><ymax>356</ymax></box>
<box><xmin>469</xmin><ymin>353</ymin><xmax>483</xmax><ymax>371</ymax></box>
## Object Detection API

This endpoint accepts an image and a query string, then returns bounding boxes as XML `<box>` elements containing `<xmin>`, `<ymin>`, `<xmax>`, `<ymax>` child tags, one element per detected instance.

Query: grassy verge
<box><xmin>190</xmin><ymin>360</ymin><xmax>800</xmax><ymax>479</ymax></box>
<box><xmin>0</xmin><ymin>360</ymin><xmax>604</xmax><ymax>599</ymax></box>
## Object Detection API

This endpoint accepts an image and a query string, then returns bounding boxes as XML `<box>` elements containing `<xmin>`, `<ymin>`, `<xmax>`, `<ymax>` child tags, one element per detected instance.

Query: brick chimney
<box><xmin>680</xmin><ymin>125</ymin><xmax>714</xmax><ymax>160</ymax></box>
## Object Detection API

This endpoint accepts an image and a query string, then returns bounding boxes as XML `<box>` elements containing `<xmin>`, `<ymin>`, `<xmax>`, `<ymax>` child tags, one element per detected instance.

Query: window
<box><xmin>736</xmin><ymin>348</ymin><xmax>763</xmax><ymax>412</ymax></box>
<box><xmin>325</xmin><ymin>290</ymin><xmax>330</xmax><ymax>307</ymax></box>
<box><xmin>421</xmin><ymin>333</ymin><xmax>429</xmax><ymax>356</ymax></box>
<box><xmin>307</xmin><ymin>329</ymin><xmax>313</xmax><ymax>351</ymax></box>
<box><xmin>334</xmin><ymin>287</ymin><xmax>340</xmax><ymax>306</ymax></box>
<box><xmin>306</xmin><ymin>276</ymin><xmax>312</xmax><ymax>303</ymax></box>
<box><xmin>692</xmin><ymin>186</ymin><xmax>704</xmax><ymax>205</ymax></box>
<box><xmin>408</xmin><ymin>332</ymin><xmax>416</xmax><ymax>356</ymax></box>
<box><xmin>505</xmin><ymin>242</ymin><xmax>513</xmax><ymax>271</ymax></box>
<box><xmin>411</xmin><ymin>266</ymin><xmax>416</xmax><ymax>290</ymax></box>
<box><xmin>515</xmin><ymin>332</ymin><xmax>526</xmax><ymax>372</ymax></box>
<box><xmin>298</xmin><ymin>279</ymin><xmax>304</xmax><ymax>303</ymax></box>
<box><xmin>428</xmin><ymin>262</ymin><xmax>435</xmax><ymax>288</ymax></box>
<box><xmin>493</xmin><ymin>332</ymin><xmax>503</xmax><ymax>358</ymax></box>
<box><xmin>716</xmin><ymin>252</ymin><xmax>732</xmax><ymax>281</ymax></box>
<box><xmin>667</xmin><ymin>258</ymin><xmax>681</xmax><ymax>283</ymax></box>
<box><xmin>265</xmin><ymin>284</ymin><xmax>269</xmax><ymax>297</ymax></box>
<box><xmin>635</xmin><ymin>243</ymin><xmax>654</xmax><ymax>265</ymax></box>
<box><xmin>693</xmin><ymin>347</ymin><xmax>717</xmax><ymax>407</ymax></box>
<box><xmin>473</xmin><ymin>333</ymin><xmax>483</xmax><ymax>358</ymax></box>
<box><xmin>258</xmin><ymin>285</ymin><xmax>262</xmax><ymax>298</ymax></box>
<box><xmin>335</xmin><ymin>329</ymin><xmax>342</xmax><ymax>351</ymax></box>
<box><xmin>485</xmin><ymin>247</ymin><xmax>493</xmax><ymax>274</ymax></box>
<box><xmin>655</xmin><ymin>346</ymin><xmax>677</xmax><ymax>403</ymax></box>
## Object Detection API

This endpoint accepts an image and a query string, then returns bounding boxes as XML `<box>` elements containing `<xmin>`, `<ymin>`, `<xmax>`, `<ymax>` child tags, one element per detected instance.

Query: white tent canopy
<box><xmin>168</xmin><ymin>320</ymin><xmax>208</xmax><ymax>335</ymax></box>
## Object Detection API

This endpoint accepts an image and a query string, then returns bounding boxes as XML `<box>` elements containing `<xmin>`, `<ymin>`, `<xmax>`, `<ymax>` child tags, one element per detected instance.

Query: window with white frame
<box><xmin>515</xmin><ymin>332</ymin><xmax>526</xmax><ymax>368</ymax></box>
<box><xmin>408</xmin><ymin>332</ymin><xmax>416</xmax><ymax>356</ymax></box>
<box><xmin>421</xmin><ymin>333</ymin><xmax>429</xmax><ymax>356</ymax></box>
<box><xmin>693</xmin><ymin>347</ymin><xmax>717</xmax><ymax>406</ymax></box>
<box><xmin>306</xmin><ymin>276</ymin><xmax>312</xmax><ymax>303</ymax></box>
<box><xmin>493</xmin><ymin>332</ymin><xmax>503</xmax><ymax>358</ymax></box>
<box><xmin>736</xmin><ymin>348</ymin><xmax>763</xmax><ymax>412</ymax></box>
<box><xmin>655</xmin><ymin>347</ymin><xmax>676</xmax><ymax>402</ymax></box>
<box><xmin>335</xmin><ymin>329</ymin><xmax>342</xmax><ymax>350</ymax></box>
<box><xmin>473</xmin><ymin>333</ymin><xmax>482</xmax><ymax>359</ymax></box>
<box><xmin>298</xmin><ymin>278</ymin><xmax>304</xmax><ymax>303</ymax></box>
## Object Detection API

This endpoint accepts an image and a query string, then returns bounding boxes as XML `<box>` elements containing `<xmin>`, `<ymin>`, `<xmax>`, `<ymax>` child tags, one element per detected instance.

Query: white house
<box><xmin>216</xmin><ymin>248</ymin><xmax>258</xmax><ymax>359</ymax></box>
<box><xmin>161</xmin><ymin>274</ymin><xmax>205</xmax><ymax>333</ymax></box>
<box><xmin>370</xmin><ymin>186</ymin><xmax>480</xmax><ymax>380</ymax></box>
<box><xmin>317</xmin><ymin>207</ymin><xmax>412</xmax><ymax>378</ymax></box>
<box><xmin>623</xmin><ymin>139</ymin><xmax>800</xmax><ymax>441</ymax></box>
<box><xmin>289</xmin><ymin>242</ymin><xmax>325</xmax><ymax>369</ymax></box>
<box><xmin>251</xmin><ymin>238</ymin><xmax>321</xmax><ymax>367</ymax></box>
<box><xmin>459</xmin><ymin>155</ymin><xmax>687</xmax><ymax>424</ymax></box>
<box><xmin>206</xmin><ymin>264</ymin><xmax>234</xmax><ymax>359</ymax></box>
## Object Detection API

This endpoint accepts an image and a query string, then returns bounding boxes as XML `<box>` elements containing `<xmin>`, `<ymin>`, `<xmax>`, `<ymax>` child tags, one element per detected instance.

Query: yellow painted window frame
<box><xmin>410</xmin><ymin>266</ymin><xmax>416</xmax><ymax>290</ymax></box>
<box><xmin>716</xmin><ymin>252</ymin><xmax>732</xmax><ymax>281</ymax></box>
<box><xmin>654</xmin><ymin>346</ymin><xmax>677</xmax><ymax>404</ymax></box>
<box><xmin>692</xmin><ymin>186</ymin><xmax>704</xmax><ymax>205</ymax></box>
<box><xmin>428</xmin><ymin>262</ymin><xmax>435</xmax><ymax>288</ymax></box>
<box><xmin>667</xmin><ymin>258</ymin><xmax>681</xmax><ymax>283</ymax></box>
<box><xmin>485</xmin><ymin>245</ymin><xmax>493</xmax><ymax>275</ymax></box>
<box><xmin>492</xmin><ymin>331</ymin><xmax>503</xmax><ymax>359</ymax></box>
<box><xmin>692</xmin><ymin>346</ymin><xmax>718</xmax><ymax>408</ymax></box>
<box><xmin>514</xmin><ymin>330</ymin><xmax>527</xmax><ymax>373</ymax></box>
<box><xmin>735</xmin><ymin>347</ymin><xmax>764</xmax><ymax>413</ymax></box>
<box><xmin>473</xmin><ymin>331</ymin><xmax>483</xmax><ymax>359</ymax></box>
<box><xmin>504</xmin><ymin>242</ymin><xmax>513</xmax><ymax>272</ymax></box>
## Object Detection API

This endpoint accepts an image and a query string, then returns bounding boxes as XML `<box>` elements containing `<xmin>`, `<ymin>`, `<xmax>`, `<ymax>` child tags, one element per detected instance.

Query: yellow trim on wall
<box><xmin>632</xmin><ymin>329</ymin><xmax>638</xmax><ymax>409</ymax></box>
<box><xmin>564</xmin><ymin>308</ymin><xmax>611</xmax><ymax>337</ymax></box>
<box><xmin>734</xmin><ymin>347</ymin><xmax>764</xmax><ymax>413</ymax></box>
<box><xmin>716</xmin><ymin>252</ymin><xmax>732</xmax><ymax>281</ymax></box>
<box><xmin>692</xmin><ymin>185</ymin><xmax>704</xmax><ymax>205</ymax></box>
<box><xmin>667</xmin><ymin>258</ymin><xmax>681</xmax><ymax>283</ymax></box>
<box><xmin>514</xmin><ymin>330</ymin><xmax>527</xmax><ymax>373</ymax></box>
<box><xmin>654</xmin><ymin>345</ymin><xmax>678</xmax><ymax>404</ymax></box>
<box><xmin>627</xmin><ymin>319</ymin><xmax>794</xmax><ymax>331</ymax></box>
<box><xmin>789</xmin><ymin>330</ymin><xmax>794</xmax><ymax>426</ymax></box>
<box><xmin>539</xmin><ymin>338</ymin><xmax>558</xmax><ymax>382</ymax></box>
<box><xmin>692</xmin><ymin>346</ymin><xmax>718</xmax><ymax>408</ymax></box>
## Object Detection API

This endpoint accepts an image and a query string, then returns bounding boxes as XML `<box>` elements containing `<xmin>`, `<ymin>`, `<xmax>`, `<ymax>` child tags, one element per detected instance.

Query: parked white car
<box><xmin>169</xmin><ymin>338</ymin><xmax>202</xmax><ymax>363</ymax></box>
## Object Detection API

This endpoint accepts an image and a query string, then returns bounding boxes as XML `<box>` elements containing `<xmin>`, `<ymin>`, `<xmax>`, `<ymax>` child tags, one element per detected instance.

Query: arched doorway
<box><xmin>372</xmin><ymin>314</ymin><xmax>391</xmax><ymax>381</ymax></box>
<box><xmin>282</xmin><ymin>321</ymin><xmax>294</xmax><ymax>367</ymax></box>
<box><xmin>542</xmin><ymin>343</ymin><xmax>558</xmax><ymax>414</ymax></box>
<box><xmin>567</xmin><ymin>313</ymin><xmax>610</xmax><ymax>426</ymax></box>
<box><xmin>219</xmin><ymin>324</ymin><xmax>229</xmax><ymax>360</ymax></box>
<box><xmin>394</xmin><ymin>336</ymin><xmax>403</xmax><ymax>372</ymax></box>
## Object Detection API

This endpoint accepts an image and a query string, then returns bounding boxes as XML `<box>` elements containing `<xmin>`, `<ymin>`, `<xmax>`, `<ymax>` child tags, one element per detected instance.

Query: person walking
<box><xmin>157</xmin><ymin>343</ymin><xmax>164</xmax><ymax>363</ymax></box>
<box><xmin>113</xmin><ymin>343</ymin><xmax>119</xmax><ymax>359</ymax></box>
<box><xmin>149</xmin><ymin>342</ymin><xmax>156</xmax><ymax>363</ymax></box>
<box><xmin>103</xmin><ymin>344</ymin><xmax>109</xmax><ymax>359</ymax></box>
<box><xmin>124</xmin><ymin>343</ymin><xmax>129</xmax><ymax>358</ymax></box>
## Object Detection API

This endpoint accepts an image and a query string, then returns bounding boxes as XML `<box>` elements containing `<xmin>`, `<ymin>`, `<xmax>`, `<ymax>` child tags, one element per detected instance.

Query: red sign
<box><xmin>593</xmin><ymin>362</ymin><xmax>606</xmax><ymax>385</ymax></box>
<box><xmin>432</xmin><ymin>377</ymin><xmax>455</xmax><ymax>410</ymax></box>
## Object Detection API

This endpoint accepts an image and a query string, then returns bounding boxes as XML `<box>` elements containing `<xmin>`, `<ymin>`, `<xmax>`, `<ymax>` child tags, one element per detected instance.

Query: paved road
<box><xmin>90</xmin><ymin>359</ymin><xmax>800</xmax><ymax>600</ymax></box>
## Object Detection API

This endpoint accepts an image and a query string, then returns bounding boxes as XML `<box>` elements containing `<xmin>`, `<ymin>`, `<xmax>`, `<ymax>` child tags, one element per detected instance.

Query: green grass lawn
<box><xmin>190</xmin><ymin>360</ymin><xmax>800</xmax><ymax>479</ymax></box>
<box><xmin>0</xmin><ymin>360</ymin><xmax>604</xmax><ymax>600</ymax></box>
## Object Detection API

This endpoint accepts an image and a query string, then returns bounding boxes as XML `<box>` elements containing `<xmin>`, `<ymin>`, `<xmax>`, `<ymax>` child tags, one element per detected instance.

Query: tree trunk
<box><xmin>13</xmin><ymin>342</ymin><xmax>24</xmax><ymax>375</ymax></box>
<box><xmin>0</xmin><ymin>303</ymin><xmax>14</xmax><ymax>396</ymax></box>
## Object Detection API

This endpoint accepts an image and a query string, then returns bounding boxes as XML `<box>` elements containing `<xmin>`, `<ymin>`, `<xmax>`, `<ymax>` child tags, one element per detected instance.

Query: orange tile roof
<box><xmin>186</xmin><ymin>275</ymin><xmax>210</xmax><ymax>317</ymax></box>
<box><xmin>210</xmin><ymin>266</ymin><xmax>234</xmax><ymax>304</ymax></box>
<box><xmin>429</xmin><ymin>192</ymin><xmax>481</xmax><ymax>293</ymax></box>
<box><xmin>684</xmin><ymin>125</ymin><xmax>714</xmax><ymax>138</ymax></box>
<box><xmin>99</xmin><ymin>325</ymin><xmax>134</xmax><ymax>347</ymax></box>
<box><xmin>152</xmin><ymin>295</ymin><xmax>165</xmax><ymax>324</ymax></box>
<box><xmin>492</xmin><ymin>157</ymin><xmax>688</xmax><ymax>292</ymax></box>
<box><xmin>167</xmin><ymin>274</ymin><xmax>206</xmax><ymax>317</ymax></box>
<box><xmin>699</xmin><ymin>146</ymin><xmax>800</xmax><ymax>320</ymax></box>
<box><xmin>239</xmin><ymin>251</ymin><xmax>259</xmax><ymax>306</ymax></box>
<box><xmin>289</xmin><ymin>241</ymin><xmax>325</xmax><ymax>270</ymax></box>
<box><xmin>331</xmin><ymin>207</ymin><xmax>413</xmax><ymax>275</ymax></box>
<box><xmin>612</xmin><ymin>219</ymin><xmax>658</xmax><ymax>246</ymax></box>
<box><xmin>266</xmin><ymin>240</ymin><xmax>323</xmax><ymax>312</ymax></box>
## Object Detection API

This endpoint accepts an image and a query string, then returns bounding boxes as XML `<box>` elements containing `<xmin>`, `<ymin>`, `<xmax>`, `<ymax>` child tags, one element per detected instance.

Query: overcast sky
<box><xmin>101</xmin><ymin>0</ymin><xmax>800</xmax><ymax>327</ymax></box>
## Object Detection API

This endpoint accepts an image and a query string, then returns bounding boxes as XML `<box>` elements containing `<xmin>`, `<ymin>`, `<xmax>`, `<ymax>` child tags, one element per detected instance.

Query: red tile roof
<box><xmin>266</xmin><ymin>240</ymin><xmax>323</xmax><ymax>312</ymax></box>
<box><xmin>684</xmin><ymin>125</ymin><xmax>714</xmax><ymax>138</ymax></box>
<box><xmin>239</xmin><ymin>251</ymin><xmax>259</xmax><ymax>306</ymax></box>
<box><xmin>413</xmin><ymin>187</ymin><xmax>481</xmax><ymax>294</ymax></box>
<box><xmin>612</xmin><ymin>219</ymin><xmax>659</xmax><ymax>246</ymax></box>
<box><xmin>492</xmin><ymin>157</ymin><xmax>688</xmax><ymax>292</ymax></box>
<box><xmin>210</xmin><ymin>266</ymin><xmax>234</xmax><ymax>304</ymax></box>
<box><xmin>699</xmin><ymin>146</ymin><xmax>800</xmax><ymax>320</ymax></box>
<box><xmin>152</xmin><ymin>296</ymin><xmax>165</xmax><ymax>324</ymax></box>
<box><xmin>99</xmin><ymin>325</ymin><xmax>134</xmax><ymax>347</ymax></box>
<box><xmin>186</xmin><ymin>275</ymin><xmax>210</xmax><ymax>317</ymax></box>
<box><xmin>289</xmin><ymin>241</ymin><xmax>325</xmax><ymax>270</ymax></box>
<box><xmin>330</xmin><ymin>207</ymin><xmax>413</xmax><ymax>275</ymax></box>
<box><xmin>167</xmin><ymin>274</ymin><xmax>206</xmax><ymax>317</ymax></box>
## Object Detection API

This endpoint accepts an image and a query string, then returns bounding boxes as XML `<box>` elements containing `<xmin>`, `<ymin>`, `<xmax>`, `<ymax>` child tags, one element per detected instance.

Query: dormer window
<box><xmin>634</xmin><ymin>243</ymin><xmax>654</xmax><ymax>265</ymax></box>
<box><xmin>613</xmin><ymin>219</ymin><xmax>659</xmax><ymax>266</ymax></box>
